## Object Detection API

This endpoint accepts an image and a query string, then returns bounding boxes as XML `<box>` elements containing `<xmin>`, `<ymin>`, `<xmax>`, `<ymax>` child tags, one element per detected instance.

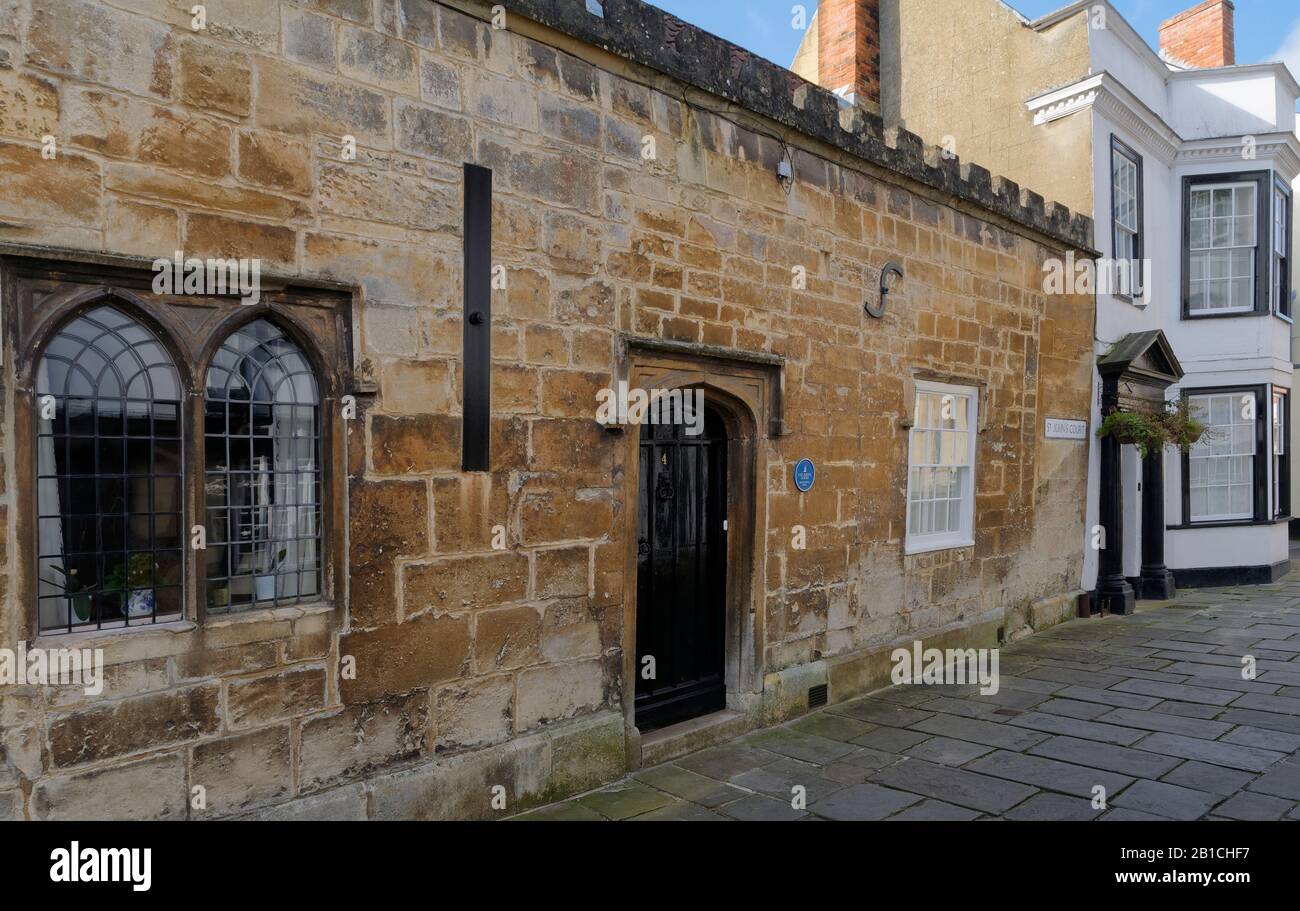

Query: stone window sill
<box><xmin>32</xmin><ymin>600</ymin><xmax>335</xmax><ymax>652</ymax></box>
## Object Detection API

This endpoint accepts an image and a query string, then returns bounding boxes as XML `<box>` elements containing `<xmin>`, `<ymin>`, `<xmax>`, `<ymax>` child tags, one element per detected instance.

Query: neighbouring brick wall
<box><xmin>0</xmin><ymin>0</ymin><xmax>1094</xmax><ymax>820</ymax></box>
<box><xmin>1159</xmin><ymin>0</ymin><xmax>1235</xmax><ymax>69</ymax></box>
<box><xmin>817</xmin><ymin>0</ymin><xmax>880</xmax><ymax>106</ymax></box>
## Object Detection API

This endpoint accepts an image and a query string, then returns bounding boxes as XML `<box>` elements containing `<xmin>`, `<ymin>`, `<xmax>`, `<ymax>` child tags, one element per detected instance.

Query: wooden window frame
<box><xmin>1178</xmin><ymin>384</ymin><xmax>1268</xmax><ymax>528</ymax></box>
<box><xmin>2</xmin><ymin>256</ymin><xmax>353</xmax><ymax>641</ymax></box>
<box><xmin>1273</xmin><ymin>179</ymin><xmax>1293</xmax><ymax>320</ymax></box>
<box><xmin>905</xmin><ymin>379</ymin><xmax>978</xmax><ymax>555</ymax></box>
<box><xmin>1181</xmin><ymin>170</ymin><xmax>1271</xmax><ymax>319</ymax></box>
<box><xmin>1110</xmin><ymin>134</ymin><xmax>1144</xmax><ymax>301</ymax></box>
<box><xmin>1273</xmin><ymin>386</ymin><xmax>1291</xmax><ymax>519</ymax></box>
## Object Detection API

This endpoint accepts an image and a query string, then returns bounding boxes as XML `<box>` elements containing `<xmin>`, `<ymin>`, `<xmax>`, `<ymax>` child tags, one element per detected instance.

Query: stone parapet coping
<box><xmin>498</xmin><ymin>0</ymin><xmax>1095</xmax><ymax>251</ymax></box>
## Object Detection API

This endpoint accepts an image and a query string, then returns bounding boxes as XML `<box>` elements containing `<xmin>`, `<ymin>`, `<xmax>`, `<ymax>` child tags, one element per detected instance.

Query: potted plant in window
<box><xmin>105</xmin><ymin>554</ymin><xmax>155</xmax><ymax>619</ymax></box>
<box><xmin>255</xmin><ymin>548</ymin><xmax>288</xmax><ymax>602</ymax></box>
<box><xmin>50</xmin><ymin>564</ymin><xmax>94</xmax><ymax>623</ymax></box>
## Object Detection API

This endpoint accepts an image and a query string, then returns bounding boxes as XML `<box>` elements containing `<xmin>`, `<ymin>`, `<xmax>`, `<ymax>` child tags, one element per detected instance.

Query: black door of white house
<box><xmin>635</xmin><ymin>403</ymin><xmax>727</xmax><ymax>731</ymax></box>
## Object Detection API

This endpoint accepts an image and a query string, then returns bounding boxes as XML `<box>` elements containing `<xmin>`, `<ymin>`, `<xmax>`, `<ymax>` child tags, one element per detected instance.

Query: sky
<box><xmin>651</xmin><ymin>0</ymin><xmax>1300</xmax><ymax>80</ymax></box>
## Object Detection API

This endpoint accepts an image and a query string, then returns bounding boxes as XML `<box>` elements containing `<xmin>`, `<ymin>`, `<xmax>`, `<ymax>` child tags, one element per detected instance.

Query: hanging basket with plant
<box><xmin>1097</xmin><ymin>400</ymin><xmax>1209</xmax><ymax>457</ymax></box>
<box><xmin>1153</xmin><ymin>398</ymin><xmax>1208</xmax><ymax>452</ymax></box>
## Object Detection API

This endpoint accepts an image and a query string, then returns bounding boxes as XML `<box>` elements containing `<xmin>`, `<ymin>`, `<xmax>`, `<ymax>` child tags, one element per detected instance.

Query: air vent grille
<box><xmin>808</xmin><ymin>684</ymin><xmax>829</xmax><ymax>709</ymax></box>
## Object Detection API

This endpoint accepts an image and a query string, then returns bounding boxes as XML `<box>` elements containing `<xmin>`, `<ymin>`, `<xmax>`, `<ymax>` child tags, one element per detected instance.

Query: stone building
<box><xmin>0</xmin><ymin>0</ymin><xmax>1094</xmax><ymax>820</ymax></box>
<box><xmin>795</xmin><ymin>0</ymin><xmax>1299</xmax><ymax>605</ymax></box>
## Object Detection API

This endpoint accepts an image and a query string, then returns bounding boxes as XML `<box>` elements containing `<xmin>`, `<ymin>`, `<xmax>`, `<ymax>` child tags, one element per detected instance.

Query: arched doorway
<box><xmin>634</xmin><ymin>399</ymin><xmax>728</xmax><ymax>731</ymax></box>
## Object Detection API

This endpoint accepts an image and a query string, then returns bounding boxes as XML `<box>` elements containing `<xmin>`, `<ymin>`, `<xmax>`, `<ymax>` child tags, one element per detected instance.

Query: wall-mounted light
<box><xmin>866</xmin><ymin>262</ymin><xmax>904</xmax><ymax>318</ymax></box>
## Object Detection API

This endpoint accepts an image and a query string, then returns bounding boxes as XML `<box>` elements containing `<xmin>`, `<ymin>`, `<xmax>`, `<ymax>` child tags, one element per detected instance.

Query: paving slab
<box><xmin>629</xmin><ymin>801</ymin><xmax>730</xmax><ymax>821</ymax></box>
<box><xmin>512</xmin><ymin>801</ymin><xmax>607</xmax><ymax>821</ymax></box>
<box><xmin>788</xmin><ymin>712</ymin><xmax>876</xmax><ymax>743</ymax></box>
<box><xmin>964</xmin><ymin>750</ymin><xmax>1132</xmax><ymax>798</ymax></box>
<box><xmin>870</xmin><ymin>758</ymin><xmax>1039</xmax><ymax>814</ymax></box>
<box><xmin>1034</xmin><ymin>698</ymin><xmax>1113</xmax><ymax>720</ymax></box>
<box><xmin>1094</xmin><ymin>707</ymin><xmax>1234</xmax><ymax>740</ymax></box>
<box><xmin>1231</xmin><ymin>692</ymin><xmax>1300</xmax><ymax>716</ymax></box>
<box><xmin>1028</xmin><ymin>735</ymin><xmax>1182</xmax><ymax>779</ymax></box>
<box><xmin>1247</xmin><ymin>759</ymin><xmax>1300</xmax><ymax>799</ymax></box>
<box><xmin>1109</xmin><ymin>779</ymin><xmax>1221</xmax><ymax>821</ymax></box>
<box><xmin>837</xmin><ymin>745</ymin><xmax>906</xmax><ymax>770</ymax></box>
<box><xmin>1110</xmin><ymin>678</ymin><xmax>1240</xmax><ymax>707</ymax></box>
<box><xmin>676</xmin><ymin>743</ymin><xmax>783</xmax><ymax>780</ymax></box>
<box><xmin>1210</xmin><ymin>791</ymin><xmax>1294</xmax><ymax>821</ymax></box>
<box><xmin>1053</xmin><ymin>685</ymin><xmax>1162</xmax><ymax>710</ymax></box>
<box><xmin>632</xmin><ymin>764</ymin><xmax>749</xmax><ymax>807</ymax></box>
<box><xmin>1216</xmin><ymin>707</ymin><xmax>1300</xmax><ymax>735</ymax></box>
<box><xmin>718</xmin><ymin>794</ymin><xmax>807</xmax><ymax>821</ymax></box>
<box><xmin>807</xmin><ymin>783</ymin><xmax>922</xmax><ymax>821</ymax></box>
<box><xmin>730</xmin><ymin>759</ymin><xmax>847</xmax><ymax>804</ymax></box>
<box><xmin>1160</xmin><ymin>761</ymin><xmax>1256</xmax><ymax>797</ymax></box>
<box><xmin>850</xmin><ymin>726</ymin><xmax>933</xmax><ymax>753</ymax></box>
<box><xmin>909</xmin><ymin>713</ymin><xmax>1049</xmax><ymax>751</ymax></box>
<box><xmin>903</xmin><ymin>736</ymin><xmax>995</xmax><ymax>767</ymax></box>
<box><xmin>1132</xmin><ymin>732</ymin><xmax>1285</xmax><ymax>772</ymax></box>
<box><xmin>1220</xmin><ymin>725</ymin><xmax>1300</xmax><ymax>753</ymax></box>
<box><xmin>885</xmin><ymin>799</ymin><xmax>983</xmax><ymax>821</ymax></box>
<box><xmin>575</xmin><ymin>783</ymin><xmax>676</xmax><ymax>820</ymax></box>
<box><xmin>913</xmin><ymin>695</ymin><xmax>1013</xmax><ymax>721</ymax></box>
<box><xmin>1100</xmin><ymin>808</ymin><xmax>1173</xmax><ymax>821</ymax></box>
<box><xmin>1005</xmin><ymin>712</ymin><xmax>1147</xmax><ymax>746</ymax></box>
<box><xmin>1004</xmin><ymin>793</ymin><xmax>1104</xmax><ymax>821</ymax></box>
<box><xmin>829</xmin><ymin>700</ymin><xmax>935</xmax><ymax>727</ymax></box>
<box><xmin>742</xmin><ymin>728</ymin><xmax>860</xmax><ymax>765</ymax></box>
<box><xmin>1150</xmin><ymin>701</ymin><xmax>1226</xmax><ymax>719</ymax></box>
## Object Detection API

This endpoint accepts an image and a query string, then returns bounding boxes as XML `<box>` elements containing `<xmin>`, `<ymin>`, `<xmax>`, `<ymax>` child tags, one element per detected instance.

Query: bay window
<box><xmin>1184</xmin><ymin>387</ymin><xmax>1266</xmax><ymax>525</ymax></box>
<box><xmin>1183</xmin><ymin>171</ymin><xmax>1270</xmax><ymax>318</ymax></box>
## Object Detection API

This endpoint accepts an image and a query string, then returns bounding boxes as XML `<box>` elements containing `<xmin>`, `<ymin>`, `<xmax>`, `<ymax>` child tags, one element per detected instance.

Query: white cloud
<box><xmin>1271</xmin><ymin>19</ymin><xmax>1300</xmax><ymax>84</ymax></box>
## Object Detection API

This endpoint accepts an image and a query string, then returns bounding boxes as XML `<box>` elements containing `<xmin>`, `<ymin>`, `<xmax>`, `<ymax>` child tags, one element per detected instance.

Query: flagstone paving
<box><xmin>514</xmin><ymin>572</ymin><xmax>1300</xmax><ymax>820</ymax></box>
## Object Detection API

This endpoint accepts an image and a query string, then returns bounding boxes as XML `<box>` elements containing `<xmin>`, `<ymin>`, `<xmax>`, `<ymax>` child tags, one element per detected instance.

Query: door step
<box><xmin>639</xmin><ymin>709</ymin><xmax>749</xmax><ymax>767</ymax></box>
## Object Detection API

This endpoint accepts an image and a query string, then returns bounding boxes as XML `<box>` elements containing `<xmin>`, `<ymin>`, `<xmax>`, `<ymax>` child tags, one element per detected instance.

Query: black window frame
<box><xmin>1177</xmin><ymin>384</ymin><xmax>1269</xmax><ymax>528</ymax></box>
<box><xmin>1110</xmin><ymin>134</ymin><xmax>1144</xmax><ymax>302</ymax></box>
<box><xmin>1182</xmin><ymin>170</ymin><xmax>1271</xmax><ymax>319</ymax></box>
<box><xmin>1272</xmin><ymin>177</ymin><xmax>1293</xmax><ymax>320</ymax></box>
<box><xmin>1273</xmin><ymin>386</ymin><xmax>1291</xmax><ymax>519</ymax></box>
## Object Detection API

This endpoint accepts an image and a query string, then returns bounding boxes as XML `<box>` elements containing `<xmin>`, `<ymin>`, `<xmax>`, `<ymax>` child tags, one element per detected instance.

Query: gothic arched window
<box><xmin>203</xmin><ymin>319</ymin><xmax>321</xmax><ymax>613</ymax></box>
<box><xmin>36</xmin><ymin>306</ymin><xmax>184</xmax><ymax>633</ymax></box>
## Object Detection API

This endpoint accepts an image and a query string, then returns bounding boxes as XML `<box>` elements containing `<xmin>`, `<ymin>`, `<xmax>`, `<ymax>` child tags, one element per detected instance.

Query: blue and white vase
<box><xmin>127</xmin><ymin>588</ymin><xmax>155</xmax><ymax>619</ymax></box>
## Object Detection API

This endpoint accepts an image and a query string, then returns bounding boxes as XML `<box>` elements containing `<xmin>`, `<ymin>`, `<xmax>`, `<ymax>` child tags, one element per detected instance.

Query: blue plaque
<box><xmin>793</xmin><ymin>459</ymin><xmax>815</xmax><ymax>493</ymax></box>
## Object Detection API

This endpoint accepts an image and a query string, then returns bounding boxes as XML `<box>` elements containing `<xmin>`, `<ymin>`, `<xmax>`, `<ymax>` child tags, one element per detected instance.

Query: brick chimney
<box><xmin>817</xmin><ymin>0</ymin><xmax>881</xmax><ymax>108</ymax></box>
<box><xmin>1159</xmin><ymin>0</ymin><xmax>1235</xmax><ymax>69</ymax></box>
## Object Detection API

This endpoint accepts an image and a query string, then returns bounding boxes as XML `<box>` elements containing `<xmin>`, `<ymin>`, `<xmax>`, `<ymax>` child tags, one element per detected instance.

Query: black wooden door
<box><xmin>635</xmin><ymin>405</ymin><xmax>727</xmax><ymax>731</ymax></box>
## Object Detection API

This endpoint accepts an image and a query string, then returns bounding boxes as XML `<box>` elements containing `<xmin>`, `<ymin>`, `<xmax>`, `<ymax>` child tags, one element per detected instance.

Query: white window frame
<box><xmin>1188</xmin><ymin>391</ymin><xmax>1256</xmax><ymax>523</ymax></box>
<box><xmin>1188</xmin><ymin>181</ymin><xmax>1257</xmax><ymax>315</ymax></box>
<box><xmin>905</xmin><ymin>380</ymin><xmax>977</xmax><ymax>554</ymax></box>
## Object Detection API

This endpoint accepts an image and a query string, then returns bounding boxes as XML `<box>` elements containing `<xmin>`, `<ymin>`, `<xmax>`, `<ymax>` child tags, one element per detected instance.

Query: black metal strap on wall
<box><xmin>462</xmin><ymin>164</ymin><xmax>492</xmax><ymax>471</ymax></box>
